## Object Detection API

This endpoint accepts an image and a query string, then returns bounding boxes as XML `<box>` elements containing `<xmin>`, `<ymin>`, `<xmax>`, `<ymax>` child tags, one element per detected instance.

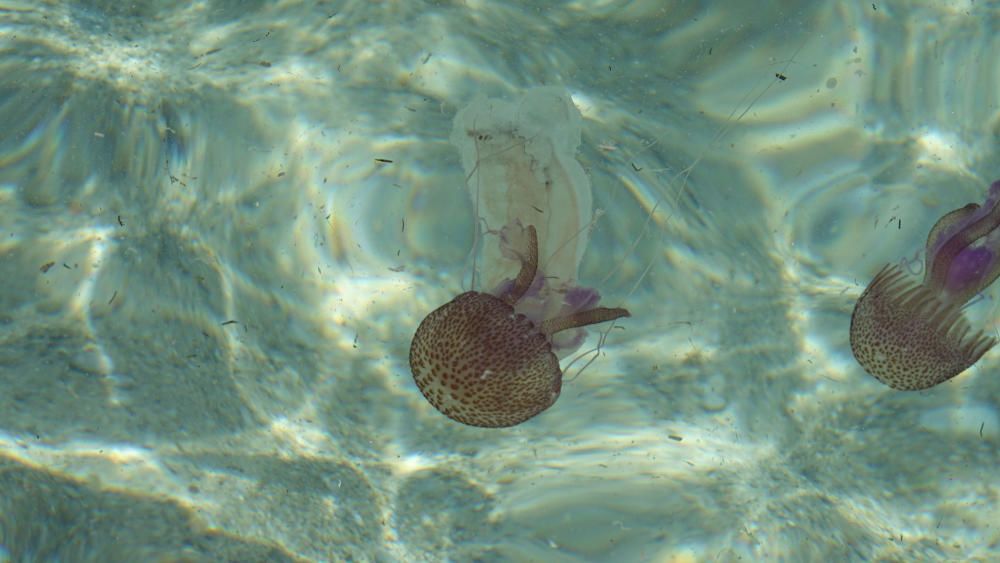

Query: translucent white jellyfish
<box><xmin>450</xmin><ymin>87</ymin><xmax>606</xmax><ymax>357</ymax></box>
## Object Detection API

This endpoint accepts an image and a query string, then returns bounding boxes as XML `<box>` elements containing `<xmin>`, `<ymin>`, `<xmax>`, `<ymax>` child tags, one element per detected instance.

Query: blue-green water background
<box><xmin>1</xmin><ymin>1</ymin><xmax>998</xmax><ymax>561</ymax></box>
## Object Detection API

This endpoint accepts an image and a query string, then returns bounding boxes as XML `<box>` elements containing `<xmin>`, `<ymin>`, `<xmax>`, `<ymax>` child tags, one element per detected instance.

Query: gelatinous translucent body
<box><xmin>451</xmin><ymin>87</ymin><xmax>598</xmax><ymax>357</ymax></box>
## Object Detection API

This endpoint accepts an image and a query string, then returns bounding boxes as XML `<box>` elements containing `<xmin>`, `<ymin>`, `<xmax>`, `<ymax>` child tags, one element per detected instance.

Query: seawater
<box><xmin>0</xmin><ymin>1</ymin><xmax>998</xmax><ymax>562</ymax></box>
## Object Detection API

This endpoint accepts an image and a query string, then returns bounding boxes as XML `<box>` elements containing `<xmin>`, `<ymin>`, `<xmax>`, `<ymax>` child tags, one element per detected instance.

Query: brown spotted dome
<box><xmin>409</xmin><ymin>225</ymin><xmax>629</xmax><ymax>428</ymax></box>
<box><xmin>410</xmin><ymin>291</ymin><xmax>562</xmax><ymax>427</ymax></box>
<box><xmin>849</xmin><ymin>264</ymin><xmax>995</xmax><ymax>390</ymax></box>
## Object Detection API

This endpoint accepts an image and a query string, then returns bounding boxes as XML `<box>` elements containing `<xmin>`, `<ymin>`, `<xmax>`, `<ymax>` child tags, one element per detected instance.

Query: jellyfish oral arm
<box><xmin>940</xmin><ymin>246</ymin><xmax>997</xmax><ymax>299</ymax></box>
<box><xmin>539</xmin><ymin>306</ymin><xmax>631</xmax><ymax>337</ymax></box>
<box><xmin>925</xmin><ymin>180</ymin><xmax>1000</xmax><ymax>304</ymax></box>
<box><xmin>502</xmin><ymin>225</ymin><xmax>539</xmax><ymax>306</ymax></box>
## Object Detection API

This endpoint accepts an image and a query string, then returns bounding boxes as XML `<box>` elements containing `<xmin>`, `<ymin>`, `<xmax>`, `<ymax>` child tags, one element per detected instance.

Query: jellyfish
<box><xmin>408</xmin><ymin>88</ymin><xmax>629</xmax><ymax>427</ymax></box>
<box><xmin>850</xmin><ymin>179</ymin><xmax>1000</xmax><ymax>390</ymax></box>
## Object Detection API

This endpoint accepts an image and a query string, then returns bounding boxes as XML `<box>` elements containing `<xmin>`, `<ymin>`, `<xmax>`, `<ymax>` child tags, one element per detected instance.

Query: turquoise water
<box><xmin>1</xmin><ymin>1</ymin><xmax>998</xmax><ymax>561</ymax></box>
